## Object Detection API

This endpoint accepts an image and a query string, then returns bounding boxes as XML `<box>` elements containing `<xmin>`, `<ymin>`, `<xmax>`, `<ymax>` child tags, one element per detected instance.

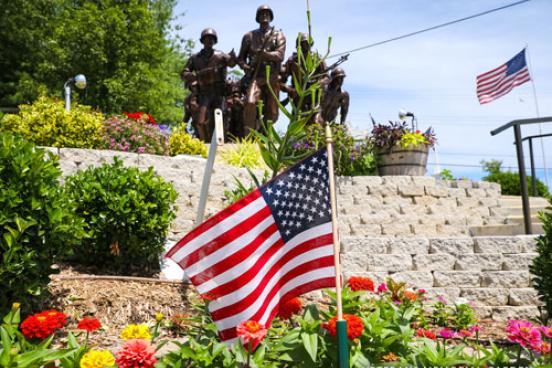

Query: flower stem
<box><xmin>246</xmin><ymin>341</ymin><xmax>252</xmax><ymax>368</ymax></box>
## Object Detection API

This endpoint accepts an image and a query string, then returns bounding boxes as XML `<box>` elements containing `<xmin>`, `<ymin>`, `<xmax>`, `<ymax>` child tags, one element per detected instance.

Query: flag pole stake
<box><xmin>325</xmin><ymin>123</ymin><xmax>348</xmax><ymax>368</ymax></box>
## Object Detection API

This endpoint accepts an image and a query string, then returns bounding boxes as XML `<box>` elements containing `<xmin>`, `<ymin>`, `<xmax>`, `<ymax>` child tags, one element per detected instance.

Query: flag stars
<box><xmin>275</xmin><ymin>189</ymin><xmax>282</xmax><ymax>197</ymax></box>
<box><xmin>266</xmin><ymin>187</ymin><xmax>273</xmax><ymax>195</ymax></box>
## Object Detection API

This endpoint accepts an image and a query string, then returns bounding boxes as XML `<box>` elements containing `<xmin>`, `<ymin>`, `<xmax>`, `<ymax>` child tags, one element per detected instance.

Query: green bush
<box><xmin>220</xmin><ymin>136</ymin><xmax>267</xmax><ymax>169</ymax></box>
<box><xmin>64</xmin><ymin>158</ymin><xmax>178</xmax><ymax>274</ymax></box>
<box><xmin>483</xmin><ymin>171</ymin><xmax>550</xmax><ymax>198</ymax></box>
<box><xmin>169</xmin><ymin>125</ymin><xmax>207</xmax><ymax>157</ymax></box>
<box><xmin>530</xmin><ymin>202</ymin><xmax>552</xmax><ymax>323</ymax></box>
<box><xmin>100</xmin><ymin>115</ymin><xmax>169</xmax><ymax>155</ymax></box>
<box><xmin>0</xmin><ymin>95</ymin><xmax>104</xmax><ymax>148</ymax></box>
<box><xmin>0</xmin><ymin>132</ymin><xmax>83</xmax><ymax>313</ymax></box>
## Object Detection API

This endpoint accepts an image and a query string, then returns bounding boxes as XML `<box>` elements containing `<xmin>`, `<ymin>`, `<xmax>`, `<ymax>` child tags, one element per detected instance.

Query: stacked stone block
<box><xmin>341</xmin><ymin>235</ymin><xmax>541</xmax><ymax>321</ymax></box>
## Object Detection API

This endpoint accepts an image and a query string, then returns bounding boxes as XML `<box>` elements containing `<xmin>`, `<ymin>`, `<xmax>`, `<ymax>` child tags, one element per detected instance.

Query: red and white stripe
<box><xmin>166</xmin><ymin>188</ymin><xmax>335</xmax><ymax>342</ymax></box>
<box><xmin>476</xmin><ymin>64</ymin><xmax>530</xmax><ymax>104</ymax></box>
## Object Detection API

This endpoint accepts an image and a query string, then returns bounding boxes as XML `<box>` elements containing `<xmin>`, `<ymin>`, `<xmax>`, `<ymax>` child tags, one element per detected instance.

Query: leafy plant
<box><xmin>220</xmin><ymin>136</ymin><xmax>267</xmax><ymax>169</ymax></box>
<box><xmin>530</xmin><ymin>203</ymin><xmax>552</xmax><ymax>323</ymax></box>
<box><xmin>0</xmin><ymin>95</ymin><xmax>103</xmax><ymax>148</ymax></box>
<box><xmin>406</xmin><ymin>338</ymin><xmax>469</xmax><ymax>366</ymax></box>
<box><xmin>100</xmin><ymin>115</ymin><xmax>169</xmax><ymax>155</ymax></box>
<box><xmin>64</xmin><ymin>158</ymin><xmax>177</xmax><ymax>274</ymax></box>
<box><xmin>0</xmin><ymin>132</ymin><xmax>84</xmax><ymax>313</ymax></box>
<box><xmin>169</xmin><ymin>124</ymin><xmax>207</xmax><ymax>157</ymax></box>
<box><xmin>370</xmin><ymin>121</ymin><xmax>436</xmax><ymax>150</ymax></box>
<box><xmin>439</xmin><ymin>168</ymin><xmax>455</xmax><ymax>180</ymax></box>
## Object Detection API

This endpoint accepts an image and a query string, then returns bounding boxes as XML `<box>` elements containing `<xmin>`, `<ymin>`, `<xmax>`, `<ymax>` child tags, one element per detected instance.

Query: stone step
<box><xmin>469</xmin><ymin>223</ymin><xmax>544</xmax><ymax>236</ymax></box>
<box><xmin>493</xmin><ymin>205</ymin><xmax>549</xmax><ymax>217</ymax></box>
<box><xmin>506</xmin><ymin>215</ymin><xmax>543</xmax><ymax>226</ymax></box>
<box><xmin>499</xmin><ymin>195</ymin><xmax>550</xmax><ymax>208</ymax></box>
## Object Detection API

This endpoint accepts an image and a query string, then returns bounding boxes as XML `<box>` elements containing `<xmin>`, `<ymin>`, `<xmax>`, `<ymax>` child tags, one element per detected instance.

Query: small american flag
<box><xmin>476</xmin><ymin>49</ymin><xmax>531</xmax><ymax>104</ymax></box>
<box><xmin>166</xmin><ymin>149</ymin><xmax>336</xmax><ymax>342</ymax></box>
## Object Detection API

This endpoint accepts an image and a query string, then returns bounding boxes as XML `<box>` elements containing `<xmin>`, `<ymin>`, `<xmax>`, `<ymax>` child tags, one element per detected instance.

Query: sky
<box><xmin>173</xmin><ymin>0</ymin><xmax>552</xmax><ymax>186</ymax></box>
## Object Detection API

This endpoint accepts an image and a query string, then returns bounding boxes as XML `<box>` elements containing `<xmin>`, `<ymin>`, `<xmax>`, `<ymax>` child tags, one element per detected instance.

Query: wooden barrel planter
<box><xmin>375</xmin><ymin>144</ymin><xmax>429</xmax><ymax>176</ymax></box>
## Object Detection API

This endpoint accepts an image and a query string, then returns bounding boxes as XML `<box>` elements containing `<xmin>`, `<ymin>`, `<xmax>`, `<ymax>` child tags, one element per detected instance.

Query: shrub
<box><xmin>100</xmin><ymin>115</ymin><xmax>169</xmax><ymax>155</ymax></box>
<box><xmin>481</xmin><ymin>159</ymin><xmax>550</xmax><ymax>198</ymax></box>
<box><xmin>0</xmin><ymin>95</ymin><xmax>103</xmax><ymax>148</ymax></box>
<box><xmin>0</xmin><ymin>132</ymin><xmax>83</xmax><ymax>313</ymax></box>
<box><xmin>294</xmin><ymin>123</ymin><xmax>377</xmax><ymax>176</ymax></box>
<box><xmin>169</xmin><ymin>124</ymin><xmax>207</xmax><ymax>157</ymax></box>
<box><xmin>64</xmin><ymin>158</ymin><xmax>177</xmax><ymax>274</ymax></box>
<box><xmin>530</xmin><ymin>203</ymin><xmax>552</xmax><ymax>323</ymax></box>
<box><xmin>220</xmin><ymin>136</ymin><xmax>267</xmax><ymax>169</ymax></box>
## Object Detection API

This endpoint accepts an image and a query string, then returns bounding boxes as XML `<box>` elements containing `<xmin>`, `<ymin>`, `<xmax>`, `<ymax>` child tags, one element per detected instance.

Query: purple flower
<box><xmin>437</xmin><ymin>295</ymin><xmax>447</xmax><ymax>304</ymax></box>
<box><xmin>137</xmin><ymin>146</ymin><xmax>146</xmax><ymax>153</ymax></box>
<box><xmin>439</xmin><ymin>328</ymin><xmax>456</xmax><ymax>339</ymax></box>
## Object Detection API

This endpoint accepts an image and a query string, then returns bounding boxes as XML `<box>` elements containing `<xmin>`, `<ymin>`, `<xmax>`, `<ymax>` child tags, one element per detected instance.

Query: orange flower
<box><xmin>77</xmin><ymin>317</ymin><xmax>102</xmax><ymax>332</ymax></box>
<box><xmin>347</xmin><ymin>276</ymin><xmax>374</xmax><ymax>292</ymax></box>
<box><xmin>278</xmin><ymin>297</ymin><xmax>303</xmax><ymax>320</ymax></box>
<box><xmin>324</xmin><ymin>314</ymin><xmax>364</xmax><ymax>340</ymax></box>
<box><xmin>403</xmin><ymin>290</ymin><xmax>418</xmax><ymax>302</ymax></box>
<box><xmin>236</xmin><ymin>320</ymin><xmax>267</xmax><ymax>352</ymax></box>
<box><xmin>416</xmin><ymin>328</ymin><xmax>437</xmax><ymax>340</ymax></box>
<box><xmin>116</xmin><ymin>339</ymin><xmax>157</xmax><ymax>368</ymax></box>
<box><xmin>382</xmin><ymin>352</ymin><xmax>399</xmax><ymax>362</ymax></box>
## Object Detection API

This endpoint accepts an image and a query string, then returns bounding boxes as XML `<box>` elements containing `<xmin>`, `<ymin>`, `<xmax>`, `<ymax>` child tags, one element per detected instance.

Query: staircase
<box><xmin>470</xmin><ymin>195</ymin><xmax>549</xmax><ymax>236</ymax></box>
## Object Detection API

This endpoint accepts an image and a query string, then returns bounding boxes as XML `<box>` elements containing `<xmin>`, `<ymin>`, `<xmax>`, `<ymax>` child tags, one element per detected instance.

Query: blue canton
<box><xmin>506</xmin><ymin>49</ymin><xmax>527</xmax><ymax>76</ymax></box>
<box><xmin>260</xmin><ymin>149</ymin><xmax>332</xmax><ymax>242</ymax></box>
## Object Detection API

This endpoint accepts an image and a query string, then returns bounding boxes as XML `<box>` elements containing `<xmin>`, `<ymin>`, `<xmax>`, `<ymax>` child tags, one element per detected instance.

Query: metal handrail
<box><xmin>490</xmin><ymin>116</ymin><xmax>552</xmax><ymax>234</ymax></box>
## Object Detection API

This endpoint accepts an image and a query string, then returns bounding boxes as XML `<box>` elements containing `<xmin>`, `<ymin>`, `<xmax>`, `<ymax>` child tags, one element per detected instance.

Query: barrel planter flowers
<box><xmin>371</xmin><ymin>121</ymin><xmax>436</xmax><ymax>176</ymax></box>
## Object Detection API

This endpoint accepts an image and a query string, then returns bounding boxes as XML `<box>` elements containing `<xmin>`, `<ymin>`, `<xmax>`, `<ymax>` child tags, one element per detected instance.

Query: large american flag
<box><xmin>166</xmin><ymin>149</ymin><xmax>336</xmax><ymax>341</ymax></box>
<box><xmin>476</xmin><ymin>48</ymin><xmax>531</xmax><ymax>104</ymax></box>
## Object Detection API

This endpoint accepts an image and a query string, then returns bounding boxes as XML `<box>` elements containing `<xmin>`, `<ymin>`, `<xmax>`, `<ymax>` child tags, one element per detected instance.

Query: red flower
<box><xmin>458</xmin><ymin>329</ymin><xmax>472</xmax><ymax>338</ymax></box>
<box><xmin>77</xmin><ymin>317</ymin><xmax>102</xmax><ymax>332</ymax></box>
<box><xmin>278</xmin><ymin>297</ymin><xmax>303</xmax><ymax>320</ymax></box>
<box><xmin>146</xmin><ymin>114</ymin><xmax>156</xmax><ymax>125</ymax></box>
<box><xmin>116</xmin><ymin>339</ymin><xmax>157</xmax><ymax>368</ymax></box>
<box><xmin>236</xmin><ymin>320</ymin><xmax>267</xmax><ymax>352</ymax></box>
<box><xmin>20</xmin><ymin>310</ymin><xmax>67</xmax><ymax>340</ymax></box>
<box><xmin>416</xmin><ymin>328</ymin><xmax>437</xmax><ymax>340</ymax></box>
<box><xmin>347</xmin><ymin>276</ymin><xmax>374</xmax><ymax>292</ymax></box>
<box><xmin>324</xmin><ymin>314</ymin><xmax>364</xmax><ymax>340</ymax></box>
<box><xmin>124</xmin><ymin>112</ymin><xmax>143</xmax><ymax>120</ymax></box>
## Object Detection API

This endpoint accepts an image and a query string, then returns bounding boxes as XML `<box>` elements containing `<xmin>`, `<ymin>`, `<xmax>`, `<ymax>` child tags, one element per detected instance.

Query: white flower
<box><xmin>455</xmin><ymin>297</ymin><xmax>469</xmax><ymax>306</ymax></box>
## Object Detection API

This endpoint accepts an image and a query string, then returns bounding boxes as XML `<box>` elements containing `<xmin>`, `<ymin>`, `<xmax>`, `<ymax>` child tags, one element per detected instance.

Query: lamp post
<box><xmin>64</xmin><ymin>74</ymin><xmax>87</xmax><ymax>111</ymax></box>
<box><xmin>399</xmin><ymin>109</ymin><xmax>417</xmax><ymax>131</ymax></box>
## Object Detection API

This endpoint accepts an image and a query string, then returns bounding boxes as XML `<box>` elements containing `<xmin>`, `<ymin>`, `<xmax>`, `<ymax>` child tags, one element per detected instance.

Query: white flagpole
<box><xmin>525</xmin><ymin>45</ymin><xmax>550</xmax><ymax>188</ymax></box>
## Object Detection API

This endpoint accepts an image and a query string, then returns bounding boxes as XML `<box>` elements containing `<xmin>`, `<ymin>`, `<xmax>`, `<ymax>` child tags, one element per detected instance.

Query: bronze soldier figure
<box><xmin>318</xmin><ymin>67</ymin><xmax>349</xmax><ymax>125</ymax></box>
<box><xmin>281</xmin><ymin>32</ymin><xmax>329</xmax><ymax>120</ymax></box>
<box><xmin>181</xmin><ymin>28</ymin><xmax>236</xmax><ymax>141</ymax></box>
<box><xmin>238</xmin><ymin>5</ymin><xmax>286</xmax><ymax>133</ymax></box>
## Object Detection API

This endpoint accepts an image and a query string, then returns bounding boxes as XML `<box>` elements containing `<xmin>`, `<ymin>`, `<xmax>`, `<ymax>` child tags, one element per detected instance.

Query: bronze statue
<box><xmin>317</xmin><ymin>67</ymin><xmax>349</xmax><ymax>125</ymax></box>
<box><xmin>224</xmin><ymin>78</ymin><xmax>245</xmax><ymax>139</ymax></box>
<box><xmin>281</xmin><ymin>32</ymin><xmax>329</xmax><ymax>120</ymax></box>
<box><xmin>181</xmin><ymin>28</ymin><xmax>236</xmax><ymax>141</ymax></box>
<box><xmin>238</xmin><ymin>5</ymin><xmax>286</xmax><ymax>133</ymax></box>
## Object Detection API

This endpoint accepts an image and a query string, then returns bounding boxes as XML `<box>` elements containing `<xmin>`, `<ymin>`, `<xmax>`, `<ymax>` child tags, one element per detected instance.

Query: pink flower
<box><xmin>469</xmin><ymin>325</ymin><xmax>481</xmax><ymax>333</ymax></box>
<box><xmin>137</xmin><ymin>147</ymin><xmax>146</xmax><ymax>153</ymax></box>
<box><xmin>236</xmin><ymin>321</ymin><xmax>267</xmax><ymax>352</ymax></box>
<box><xmin>417</xmin><ymin>289</ymin><xmax>426</xmax><ymax>294</ymax></box>
<box><xmin>376</xmin><ymin>283</ymin><xmax>388</xmax><ymax>294</ymax></box>
<box><xmin>539</xmin><ymin>325</ymin><xmax>552</xmax><ymax>339</ymax></box>
<box><xmin>439</xmin><ymin>328</ymin><xmax>456</xmax><ymax>339</ymax></box>
<box><xmin>115</xmin><ymin>339</ymin><xmax>157</xmax><ymax>368</ymax></box>
<box><xmin>437</xmin><ymin>295</ymin><xmax>447</xmax><ymax>304</ymax></box>
<box><xmin>506</xmin><ymin>320</ymin><xmax>542</xmax><ymax>348</ymax></box>
<box><xmin>458</xmin><ymin>329</ymin><xmax>472</xmax><ymax>338</ymax></box>
<box><xmin>532</xmin><ymin>341</ymin><xmax>551</xmax><ymax>354</ymax></box>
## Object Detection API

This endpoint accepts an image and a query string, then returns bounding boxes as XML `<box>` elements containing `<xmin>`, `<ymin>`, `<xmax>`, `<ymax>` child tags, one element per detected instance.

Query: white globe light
<box><xmin>74</xmin><ymin>74</ymin><xmax>87</xmax><ymax>89</ymax></box>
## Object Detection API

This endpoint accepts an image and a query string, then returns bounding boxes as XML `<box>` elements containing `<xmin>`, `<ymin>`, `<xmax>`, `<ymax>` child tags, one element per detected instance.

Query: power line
<box><xmin>428</xmin><ymin>162</ymin><xmax>548</xmax><ymax>171</ymax></box>
<box><xmin>330</xmin><ymin>0</ymin><xmax>532</xmax><ymax>58</ymax></box>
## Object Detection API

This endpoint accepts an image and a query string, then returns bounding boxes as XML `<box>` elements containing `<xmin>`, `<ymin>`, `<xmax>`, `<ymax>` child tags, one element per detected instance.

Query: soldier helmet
<box><xmin>296</xmin><ymin>32</ymin><xmax>311</xmax><ymax>48</ymax></box>
<box><xmin>200</xmin><ymin>28</ymin><xmax>218</xmax><ymax>44</ymax></box>
<box><xmin>255</xmin><ymin>5</ymin><xmax>274</xmax><ymax>23</ymax></box>
<box><xmin>331</xmin><ymin>68</ymin><xmax>346</xmax><ymax>79</ymax></box>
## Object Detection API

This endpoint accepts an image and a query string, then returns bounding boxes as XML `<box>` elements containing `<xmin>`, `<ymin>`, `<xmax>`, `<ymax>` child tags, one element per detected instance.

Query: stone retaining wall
<box><xmin>341</xmin><ymin>235</ymin><xmax>541</xmax><ymax>320</ymax></box>
<box><xmin>51</xmin><ymin>148</ymin><xmax>506</xmax><ymax>238</ymax></box>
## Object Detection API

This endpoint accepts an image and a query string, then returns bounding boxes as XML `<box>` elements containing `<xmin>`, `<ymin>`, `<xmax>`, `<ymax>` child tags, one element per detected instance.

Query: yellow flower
<box><xmin>80</xmin><ymin>350</ymin><xmax>115</xmax><ymax>368</ymax></box>
<box><xmin>120</xmin><ymin>324</ymin><xmax>152</xmax><ymax>340</ymax></box>
<box><xmin>155</xmin><ymin>312</ymin><xmax>164</xmax><ymax>322</ymax></box>
<box><xmin>11</xmin><ymin>303</ymin><xmax>20</xmax><ymax>311</ymax></box>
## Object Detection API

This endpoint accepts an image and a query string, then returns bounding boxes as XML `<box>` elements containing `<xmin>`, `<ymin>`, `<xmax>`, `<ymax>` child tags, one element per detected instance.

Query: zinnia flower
<box><xmin>439</xmin><ymin>328</ymin><xmax>456</xmax><ymax>339</ymax></box>
<box><xmin>506</xmin><ymin>320</ymin><xmax>541</xmax><ymax>348</ymax></box>
<box><xmin>403</xmin><ymin>291</ymin><xmax>418</xmax><ymax>302</ymax></box>
<box><xmin>115</xmin><ymin>339</ymin><xmax>157</xmax><ymax>368</ymax></box>
<box><xmin>381</xmin><ymin>352</ymin><xmax>399</xmax><ymax>362</ymax></box>
<box><xmin>324</xmin><ymin>314</ymin><xmax>364</xmax><ymax>340</ymax></box>
<box><xmin>78</xmin><ymin>317</ymin><xmax>102</xmax><ymax>332</ymax></box>
<box><xmin>377</xmin><ymin>283</ymin><xmax>388</xmax><ymax>293</ymax></box>
<box><xmin>278</xmin><ymin>297</ymin><xmax>303</xmax><ymax>320</ymax></box>
<box><xmin>80</xmin><ymin>350</ymin><xmax>115</xmax><ymax>368</ymax></box>
<box><xmin>20</xmin><ymin>310</ymin><xmax>68</xmax><ymax>340</ymax></box>
<box><xmin>236</xmin><ymin>320</ymin><xmax>267</xmax><ymax>352</ymax></box>
<box><xmin>347</xmin><ymin>276</ymin><xmax>374</xmax><ymax>292</ymax></box>
<box><xmin>458</xmin><ymin>329</ymin><xmax>472</xmax><ymax>338</ymax></box>
<box><xmin>120</xmin><ymin>324</ymin><xmax>152</xmax><ymax>340</ymax></box>
<box><xmin>416</xmin><ymin>328</ymin><xmax>437</xmax><ymax>340</ymax></box>
<box><xmin>469</xmin><ymin>325</ymin><xmax>481</xmax><ymax>333</ymax></box>
<box><xmin>539</xmin><ymin>325</ymin><xmax>552</xmax><ymax>339</ymax></box>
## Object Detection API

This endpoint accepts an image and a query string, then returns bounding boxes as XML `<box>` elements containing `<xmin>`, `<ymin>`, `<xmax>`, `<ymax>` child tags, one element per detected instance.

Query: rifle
<box><xmin>310</xmin><ymin>53</ymin><xmax>349</xmax><ymax>81</ymax></box>
<box><xmin>242</xmin><ymin>26</ymin><xmax>276</xmax><ymax>96</ymax></box>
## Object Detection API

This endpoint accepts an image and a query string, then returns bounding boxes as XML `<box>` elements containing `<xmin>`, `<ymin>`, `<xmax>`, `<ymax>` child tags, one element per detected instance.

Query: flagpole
<box><xmin>525</xmin><ymin>45</ymin><xmax>550</xmax><ymax>187</ymax></box>
<box><xmin>325</xmin><ymin>123</ymin><xmax>348</xmax><ymax>368</ymax></box>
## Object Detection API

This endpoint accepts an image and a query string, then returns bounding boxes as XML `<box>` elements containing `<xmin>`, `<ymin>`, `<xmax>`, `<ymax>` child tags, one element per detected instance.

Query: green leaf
<box><xmin>300</xmin><ymin>332</ymin><xmax>318</xmax><ymax>362</ymax></box>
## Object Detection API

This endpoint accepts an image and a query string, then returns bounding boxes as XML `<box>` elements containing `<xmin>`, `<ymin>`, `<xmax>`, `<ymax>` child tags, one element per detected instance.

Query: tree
<box><xmin>0</xmin><ymin>0</ymin><xmax>191</xmax><ymax>123</ymax></box>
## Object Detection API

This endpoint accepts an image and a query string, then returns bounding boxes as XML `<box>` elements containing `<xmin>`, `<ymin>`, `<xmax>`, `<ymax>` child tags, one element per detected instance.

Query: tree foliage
<box><xmin>0</xmin><ymin>0</ymin><xmax>191</xmax><ymax>123</ymax></box>
<box><xmin>481</xmin><ymin>159</ymin><xmax>550</xmax><ymax>198</ymax></box>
